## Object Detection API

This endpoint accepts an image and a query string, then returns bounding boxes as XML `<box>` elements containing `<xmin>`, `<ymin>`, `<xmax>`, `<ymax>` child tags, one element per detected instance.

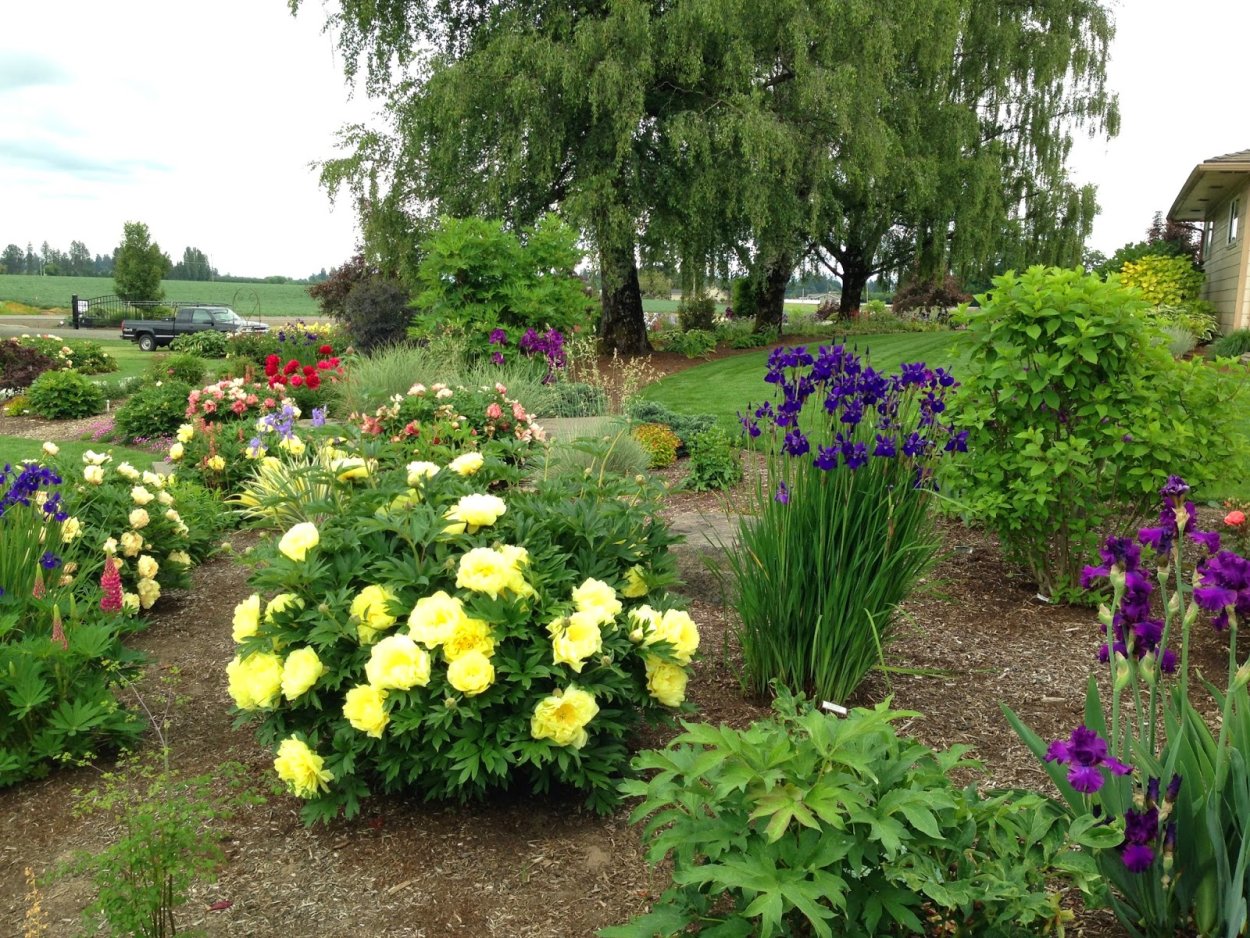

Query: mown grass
<box><xmin>641</xmin><ymin>331</ymin><xmax>969</xmax><ymax>431</ymax></box>
<box><xmin>0</xmin><ymin>436</ymin><xmax>164</xmax><ymax>470</ymax></box>
<box><xmin>0</xmin><ymin>275</ymin><xmax>319</xmax><ymax>319</ymax></box>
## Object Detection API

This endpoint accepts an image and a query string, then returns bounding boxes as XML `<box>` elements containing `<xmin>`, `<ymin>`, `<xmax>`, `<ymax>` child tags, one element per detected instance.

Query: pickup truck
<box><xmin>120</xmin><ymin>306</ymin><xmax>269</xmax><ymax>351</ymax></box>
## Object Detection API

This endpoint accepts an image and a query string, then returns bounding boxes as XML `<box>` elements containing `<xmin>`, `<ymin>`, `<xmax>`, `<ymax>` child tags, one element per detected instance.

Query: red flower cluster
<box><xmin>100</xmin><ymin>556</ymin><xmax>123</xmax><ymax>613</ymax></box>
<box><xmin>263</xmin><ymin>350</ymin><xmax>342</xmax><ymax>390</ymax></box>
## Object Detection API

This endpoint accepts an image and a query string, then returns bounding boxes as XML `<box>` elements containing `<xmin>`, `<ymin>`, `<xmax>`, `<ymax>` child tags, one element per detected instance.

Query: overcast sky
<box><xmin>0</xmin><ymin>1</ymin><xmax>1245</xmax><ymax>279</ymax></box>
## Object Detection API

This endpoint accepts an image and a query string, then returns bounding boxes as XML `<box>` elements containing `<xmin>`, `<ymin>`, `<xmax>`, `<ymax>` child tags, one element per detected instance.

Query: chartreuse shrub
<box><xmin>950</xmin><ymin>266</ymin><xmax>1248</xmax><ymax>600</ymax></box>
<box><xmin>604</xmin><ymin>689</ymin><xmax>1089</xmax><ymax>938</ymax></box>
<box><xmin>1006</xmin><ymin>477</ymin><xmax>1250</xmax><ymax>936</ymax></box>
<box><xmin>27</xmin><ymin>368</ymin><xmax>106</xmax><ymax>419</ymax></box>
<box><xmin>625</xmin><ymin>399</ymin><xmax>716</xmax><ymax>447</ymax></box>
<box><xmin>631</xmin><ymin>423</ymin><xmax>682</xmax><ymax>468</ymax></box>
<box><xmin>0</xmin><ymin>460</ymin><xmax>146</xmax><ymax>786</ymax></box>
<box><xmin>1119</xmin><ymin>254</ymin><xmax>1204</xmax><ymax>306</ymax></box>
<box><xmin>733</xmin><ymin>346</ymin><xmax>963</xmax><ymax>702</ymax></box>
<box><xmin>228</xmin><ymin>449</ymin><xmax>694</xmax><ymax>823</ymax></box>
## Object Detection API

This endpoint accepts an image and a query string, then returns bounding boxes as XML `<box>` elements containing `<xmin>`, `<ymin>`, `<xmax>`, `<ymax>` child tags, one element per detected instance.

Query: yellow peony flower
<box><xmin>227</xmin><ymin>651</ymin><xmax>284</xmax><ymax>709</ymax></box>
<box><xmin>281</xmin><ymin>647</ymin><xmax>326</xmax><ymax>700</ymax></box>
<box><xmin>116</xmin><ymin>462</ymin><xmax>140</xmax><ymax>481</ymax></box>
<box><xmin>82</xmin><ymin>449</ymin><xmax>111</xmax><ymax>466</ymax></box>
<box><xmin>136</xmin><ymin>554</ymin><xmax>159</xmax><ymax>580</ymax></box>
<box><xmin>232</xmin><ymin>593</ymin><xmax>262</xmax><ymax>643</ymax></box>
<box><xmin>530</xmin><ymin>686</ymin><xmax>599</xmax><ymax>749</ymax></box>
<box><xmin>176</xmin><ymin>423</ymin><xmax>195</xmax><ymax>443</ymax></box>
<box><xmin>206</xmin><ymin>455</ymin><xmax>226</xmax><ymax>472</ymax></box>
<box><xmin>571</xmin><ymin>578</ymin><xmax>622</xmax><ymax>626</ymax></box>
<box><xmin>142</xmin><ymin>470</ymin><xmax>164</xmax><ymax>489</ymax></box>
<box><xmin>130</xmin><ymin>486</ymin><xmax>155</xmax><ymax>506</ymax></box>
<box><xmin>83</xmin><ymin>465</ymin><xmax>105</xmax><ymax>485</ymax></box>
<box><xmin>447</xmin><ymin>451</ymin><xmax>484</xmax><ymax>476</ymax></box>
<box><xmin>120</xmin><ymin>531</ymin><xmax>144</xmax><ymax>557</ymax></box>
<box><xmin>136</xmin><ymin>577</ymin><xmax>161</xmax><ymax>609</ymax></box>
<box><xmin>60</xmin><ymin>517</ymin><xmax>81</xmax><ymax>543</ymax></box>
<box><xmin>122</xmin><ymin>592</ymin><xmax>140</xmax><ymax>613</ymax></box>
<box><xmin>42</xmin><ymin>441</ymin><xmax>59</xmax><ymax>456</ymax></box>
<box><xmin>167</xmin><ymin>550</ymin><xmax>192</xmax><ymax>567</ymax></box>
<box><xmin>265</xmin><ymin>592</ymin><xmax>303</xmax><ymax>621</ymax></box>
<box><xmin>442</xmin><ymin>617</ymin><xmax>495</xmax><ymax>662</ymax></box>
<box><xmin>279</xmin><ymin>436</ymin><xmax>306</xmax><ymax>457</ymax></box>
<box><xmin>622</xmin><ymin>565</ymin><xmax>649</xmax><ymax>598</ymax></box>
<box><xmin>332</xmin><ymin>456</ymin><xmax>369</xmax><ymax>482</ymax></box>
<box><xmin>278</xmin><ymin>522</ymin><xmax>320</xmax><ymax>562</ymax></box>
<box><xmin>551</xmin><ymin>612</ymin><xmax>603</xmax><ymax>673</ymax></box>
<box><xmin>645</xmin><ymin>656</ymin><xmax>688</xmax><ymax>707</ymax></box>
<box><xmin>350</xmin><ymin>584</ymin><xmax>397</xmax><ymax>644</ymax></box>
<box><xmin>102</xmin><ymin>536</ymin><xmax>119</xmax><ymax>555</ymax></box>
<box><xmin>455</xmin><ymin>547</ymin><xmax>518</xmax><ymax>599</ymax></box>
<box><xmin>365</xmin><ymin>634</ymin><xmax>432</xmax><ymax>691</ymax></box>
<box><xmin>157</xmin><ymin>490</ymin><xmax>174</xmax><ymax>506</ymax></box>
<box><xmin>273</xmin><ymin>736</ymin><xmax>333</xmax><ymax>798</ymax></box>
<box><xmin>446</xmin><ymin>650</ymin><xmax>495</xmax><ymax>696</ymax></box>
<box><xmin>167</xmin><ymin>442</ymin><xmax>185</xmax><ymax>461</ymax></box>
<box><xmin>444</xmin><ymin>493</ymin><xmax>507</xmax><ymax>533</ymax></box>
<box><xmin>405</xmin><ymin>461</ymin><xmax>440</xmax><ymax>485</ymax></box>
<box><xmin>644</xmin><ymin>609</ymin><xmax>700</xmax><ymax>664</ymax></box>
<box><xmin>164</xmin><ymin>508</ymin><xmax>181</xmax><ymax>524</ymax></box>
<box><xmin>129</xmin><ymin>508</ymin><xmax>150</xmax><ymax>530</ymax></box>
<box><xmin>407</xmin><ymin>591</ymin><xmax>467</xmax><ymax>647</ymax></box>
<box><xmin>342</xmin><ymin>684</ymin><xmax>389</xmax><ymax>737</ymax></box>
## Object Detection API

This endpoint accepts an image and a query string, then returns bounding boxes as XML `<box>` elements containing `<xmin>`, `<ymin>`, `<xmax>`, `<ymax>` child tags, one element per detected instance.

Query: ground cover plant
<box><xmin>731</xmin><ymin>345</ymin><xmax>964</xmax><ymax>702</ymax></box>
<box><xmin>229</xmin><ymin>441</ymin><xmax>695</xmax><ymax>823</ymax></box>
<box><xmin>950</xmin><ymin>265</ymin><xmax>1248</xmax><ymax>600</ymax></box>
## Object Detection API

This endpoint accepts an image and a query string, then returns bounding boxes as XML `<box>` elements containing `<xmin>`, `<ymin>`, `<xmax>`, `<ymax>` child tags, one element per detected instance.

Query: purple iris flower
<box><xmin>1045</xmin><ymin>725</ymin><xmax>1132</xmax><ymax>794</ymax></box>
<box><xmin>774</xmin><ymin>481</ymin><xmax>790</xmax><ymax>504</ymax></box>
<box><xmin>489</xmin><ymin>328</ymin><xmax>508</xmax><ymax>345</ymax></box>
<box><xmin>311</xmin><ymin>406</ymin><xmax>327</xmax><ymax>428</ymax></box>
<box><xmin>783</xmin><ymin>430</ymin><xmax>810</xmax><ymax>457</ymax></box>
<box><xmin>842</xmin><ymin>441</ymin><xmax>868</xmax><ymax>470</ymax></box>
<box><xmin>40</xmin><ymin>551</ymin><xmax>62</xmax><ymax>570</ymax></box>
<box><xmin>873</xmin><ymin>435</ymin><xmax>897</xmax><ymax>458</ymax></box>
<box><xmin>813</xmin><ymin>446</ymin><xmax>838</xmax><ymax>471</ymax></box>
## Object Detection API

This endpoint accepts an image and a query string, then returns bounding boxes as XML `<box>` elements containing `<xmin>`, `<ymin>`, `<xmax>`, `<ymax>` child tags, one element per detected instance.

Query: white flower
<box><xmin>42</xmin><ymin>441</ymin><xmax>59</xmax><ymax>456</ymax></box>
<box><xmin>130</xmin><ymin>486</ymin><xmax>155</xmax><ymax>506</ymax></box>
<box><xmin>117</xmin><ymin>462</ymin><xmax>141</xmax><ymax>481</ymax></box>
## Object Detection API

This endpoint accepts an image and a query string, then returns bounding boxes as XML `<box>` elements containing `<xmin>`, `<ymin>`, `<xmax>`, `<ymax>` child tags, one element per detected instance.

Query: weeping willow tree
<box><xmin>295</xmin><ymin>0</ymin><xmax>1117</xmax><ymax>342</ymax></box>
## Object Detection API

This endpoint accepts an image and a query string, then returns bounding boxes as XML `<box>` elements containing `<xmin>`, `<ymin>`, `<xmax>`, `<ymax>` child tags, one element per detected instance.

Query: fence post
<box><xmin>71</xmin><ymin>295</ymin><xmax>79</xmax><ymax>330</ymax></box>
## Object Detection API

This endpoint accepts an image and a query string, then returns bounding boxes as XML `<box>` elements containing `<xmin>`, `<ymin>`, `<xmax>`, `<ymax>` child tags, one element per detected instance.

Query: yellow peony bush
<box><xmin>229</xmin><ymin>443</ymin><xmax>693</xmax><ymax>823</ymax></box>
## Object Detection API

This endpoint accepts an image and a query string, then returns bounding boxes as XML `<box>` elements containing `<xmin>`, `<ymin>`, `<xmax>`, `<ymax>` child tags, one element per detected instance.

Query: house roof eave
<box><xmin>1169</xmin><ymin>161</ymin><xmax>1250</xmax><ymax>223</ymax></box>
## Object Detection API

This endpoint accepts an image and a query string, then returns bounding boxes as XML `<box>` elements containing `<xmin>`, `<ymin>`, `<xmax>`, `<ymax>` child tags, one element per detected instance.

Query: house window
<box><xmin>1230</xmin><ymin>198</ymin><xmax>1241</xmax><ymax>245</ymax></box>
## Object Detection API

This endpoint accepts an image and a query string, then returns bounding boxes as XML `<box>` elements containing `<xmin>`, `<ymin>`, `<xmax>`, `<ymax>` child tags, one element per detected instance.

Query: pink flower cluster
<box><xmin>186</xmin><ymin>378</ymin><xmax>284</xmax><ymax>422</ymax></box>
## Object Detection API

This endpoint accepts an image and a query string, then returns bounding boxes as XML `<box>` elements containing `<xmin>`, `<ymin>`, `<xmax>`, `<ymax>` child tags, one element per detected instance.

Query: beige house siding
<box><xmin>1202</xmin><ymin>180</ymin><xmax>1250</xmax><ymax>332</ymax></box>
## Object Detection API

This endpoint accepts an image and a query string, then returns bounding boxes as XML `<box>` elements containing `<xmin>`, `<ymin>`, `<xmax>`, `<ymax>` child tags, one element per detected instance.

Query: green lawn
<box><xmin>642</xmin><ymin>331</ymin><xmax>969</xmax><ymax>430</ymax></box>
<box><xmin>642</xmin><ymin>297</ymin><xmax>819</xmax><ymax>317</ymax></box>
<box><xmin>0</xmin><ymin>436</ymin><xmax>166</xmax><ymax>470</ymax></box>
<box><xmin>0</xmin><ymin>274</ymin><xmax>319</xmax><ymax>319</ymax></box>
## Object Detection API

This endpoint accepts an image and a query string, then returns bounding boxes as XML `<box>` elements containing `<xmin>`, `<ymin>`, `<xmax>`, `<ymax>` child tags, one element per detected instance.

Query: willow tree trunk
<box><xmin>750</xmin><ymin>255</ymin><xmax>793</xmax><ymax>333</ymax></box>
<box><xmin>838</xmin><ymin>249</ymin><xmax>872</xmax><ymax>316</ymax></box>
<box><xmin>598</xmin><ymin>241</ymin><xmax>650</xmax><ymax>355</ymax></box>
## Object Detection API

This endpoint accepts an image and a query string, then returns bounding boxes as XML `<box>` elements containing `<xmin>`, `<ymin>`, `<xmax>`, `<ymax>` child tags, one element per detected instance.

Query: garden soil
<box><xmin>2</xmin><ymin>354</ymin><xmax>1241</xmax><ymax>937</ymax></box>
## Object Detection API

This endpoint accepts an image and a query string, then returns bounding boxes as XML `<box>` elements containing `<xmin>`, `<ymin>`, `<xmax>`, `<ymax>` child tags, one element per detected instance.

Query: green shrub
<box><xmin>664</xmin><ymin>329</ymin><xmax>717</xmax><ymax>359</ymax></box>
<box><xmin>676</xmin><ymin>293</ymin><xmax>716</xmax><ymax>332</ymax></box>
<box><xmin>716</xmin><ymin>322</ymin><xmax>777</xmax><ymax>349</ymax></box>
<box><xmin>27</xmin><ymin>369</ymin><xmax>106</xmax><ymax>419</ymax></box>
<box><xmin>631</xmin><ymin>422</ymin><xmax>681</xmax><ymax>468</ymax></box>
<box><xmin>64</xmin><ymin>340</ymin><xmax>118</xmax><ymax>375</ymax></box>
<box><xmin>1211</xmin><ymin>329</ymin><xmax>1250</xmax><ymax>358</ymax></box>
<box><xmin>170</xmin><ymin>329</ymin><xmax>230</xmax><ymax>358</ymax></box>
<box><xmin>166</xmin><ymin>477</ymin><xmax>233</xmax><ymax>559</ymax></box>
<box><xmin>1119</xmin><ymin>253</ymin><xmax>1203</xmax><ymax>305</ymax></box>
<box><xmin>97</xmin><ymin>376</ymin><xmax>146</xmax><ymax>402</ymax></box>
<box><xmin>230</xmin><ymin>450</ymin><xmax>690</xmax><ymax>824</ymax></box>
<box><xmin>951</xmin><ymin>266</ymin><xmax>1249</xmax><ymax>599</ymax></box>
<box><xmin>537</xmin><ymin>424</ymin><xmax>652</xmax><ymax>480</ymax></box>
<box><xmin>1147</xmin><ymin>302</ymin><xmax>1219</xmax><ymax>343</ymax></box>
<box><xmin>731</xmin><ymin>345</ymin><xmax>960</xmax><ymax>702</ymax></box>
<box><xmin>625</xmin><ymin>399</ymin><xmax>716</xmax><ymax>446</ymax></box>
<box><xmin>148</xmin><ymin>353</ymin><xmax>206</xmax><ymax>387</ymax></box>
<box><xmin>729</xmin><ymin>277</ymin><xmax>758</xmax><ymax>322</ymax></box>
<box><xmin>0</xmin><ymin>339</ymin><xmax>59</xmax><ymax>390</ymax></box>
<box><xmin>683</xmin><ymin>426</ymin><xmax>742</xmax><ymax>492</ymax></box>
<box><xmin>606</xmin><ymin>690</ymin><xmax>1087</xmax><ymax>938</ymax></box>
<box><xmin>114</xmin><ymin>381</ymin><xmax>195</xmax><ymax>442</ymax></box>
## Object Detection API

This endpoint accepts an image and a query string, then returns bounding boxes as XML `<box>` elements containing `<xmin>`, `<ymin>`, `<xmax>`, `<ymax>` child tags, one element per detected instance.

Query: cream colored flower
<box><xmin>444</xmin><ymin>493</ymin><xmax>507</xmax><ymax>532</ymax></box>
<box><xmin>206</xmin><ymin>455</ymin><xmax>226</xmax><ymax>472</ymax></box>
<box><xmin>136</xmin><ymin>555</ymin><xmax>159</xmax><ymax>580</ymax></box>
<box><xmin>446</xmin><ymin>650</ymin><xmax>495</xmax><ymax>696</ymax></box>
<box><xmin>644</xmin><ymin>609</ymin><xmax>700</xmax><ymax>664</ymax></box>
<box><xmin>120</xmin><ymin>531</ymin><xmax>144</xmax><ymax>557</ymax></box>
<box><xmin>278</xmin><ymin>522</ymin><xmax>319</xmax><ymax>562</ymax></box>
<box><xmin>157</xmin><ymin>490</ymin><xmax>174</xmax><ymax>506</ymax></box>
<box><xmin>167</xmin><ymin>443</ymin><xmax>185</xmax><ymax>461</ymax></box>
<box><xmin>280</xmin><ymin>648</ymin><xmax>326</xmax><ymax>701</ymax></box>
<box><xmin>406</xmin><ymin>461</ymin><xmax>440</xmax><ymax>485</ymax></box>
<box><xmin>60</xmin><ymin>517</ymin><xmax>81</xmax><ymax>543</ymax></box>
<box><xmin>167</xmin><ymin>550</ymin><xmax>192</xmax><ymax>567</ymax></box>
<box><xmin>365</xmin><ymin>635</ymin><xmax>432</xmax><ymax>691</ymax></box>
<box><xmin>551</xmin><ymin>612</ymin><xmax>603</xmax><ymax>673</ymax></box>
<box><xmin>130</xmin><ymin>486</ymin><xmax>155</xmax><ymax>506</ymax></box>
<box><xmin>447</xmin><ymin>452</ymin><xmax>484</xmax><ymax>476</ymax></box>
<box><xmin>455</xmin><ymin>547</ymin><xmax>517</xmax><ymax>599</ymax></box>
<box><xmin>128</xmin><ymin>508</ymin><xmax>150</xmax><ymax>530</ymax></box>
<box><xmin>83</xmin><ymin>465</ymin><xmax>105</xmax><ymax>485</ymax></box>
<box><xmin>82</xmin><ymin>449</ymin><xmax>111</xmax><ymax>466</ymax></box>
<box><xmin>42</xmin><ymin>441</ymin><xmax>59</xmax><ymax>456</ymax></box>
<box><xmin>176</xmin><ymin>424</ymin><xmax>195</xmax><ymax>443</ymax></box>
<box><xmin>102</xmin><ymin>536</ymin><xmax>119</xmax><ymax>555</ymax></box>
<box><xmin>136</xmin><ymin>577</ymin><xmax>161</xmax><ymax>609</ymax></box>
<box><xmin>350</xmin><ymin>584</ymin><xmax>397</xmax><ymax>643</ymax></box>
<box><xmin>117</xmin><ymin>462</ymin><xmax>140</xmax><ymax>481</ymax></box>
<box><xmin>164</xmin><ymin>509</ymin><xmax>181</xmax><ymax>523</ymax></box>
<box><xmin>122</xmin><ymin>592</ymin><xmax>140</xmax><ymax>613</ymax></box>
<box><xmin>571</xmin><ymin>578</ymin><xmax>622</xmax><ymax>626</ymax></box>
<box><xmin>142</xmin><ymin>470</ymin><xmax>165</xmax><ymax>489</ymax></box>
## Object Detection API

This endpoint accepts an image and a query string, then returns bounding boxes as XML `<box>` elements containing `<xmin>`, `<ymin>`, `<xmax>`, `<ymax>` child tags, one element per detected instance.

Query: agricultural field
<box><xmin>0</xmin><ymin>275</ymin><xmax>320</xmax><ymax>319</ymax></box>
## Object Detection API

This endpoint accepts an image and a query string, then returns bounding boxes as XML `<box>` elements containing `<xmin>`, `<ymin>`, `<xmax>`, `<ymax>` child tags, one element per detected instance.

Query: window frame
<box><xmin>1229</xmin><ymin>197</ymin><xmax>1241</xmax><ymax>245</ymax></box>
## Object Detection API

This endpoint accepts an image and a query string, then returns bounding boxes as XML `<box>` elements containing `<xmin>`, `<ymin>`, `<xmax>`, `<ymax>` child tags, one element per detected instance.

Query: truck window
<box><xmin>190</xmin><ymin>309</ymin><xmax>213</xmax><ymax>325</ymax></box>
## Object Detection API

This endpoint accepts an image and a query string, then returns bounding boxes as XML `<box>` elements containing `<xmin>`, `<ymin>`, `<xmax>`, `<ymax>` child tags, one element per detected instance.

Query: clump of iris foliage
<box><xmin>729</xmin><ymin>345</ymin><xmax>964</xmax><ymax>702</ymax></box>
<box><xmin>1006</xmin><ymin>476</ymin><xmax>1250</xmax><ymax>936</ymax></box>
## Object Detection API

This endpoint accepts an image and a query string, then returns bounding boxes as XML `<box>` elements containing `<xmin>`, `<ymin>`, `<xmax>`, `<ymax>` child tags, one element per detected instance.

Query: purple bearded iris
<box><xmin>1045</xmin><ymin>725</ymin><xmax>1132</xmax><ymax>794</ymax></box>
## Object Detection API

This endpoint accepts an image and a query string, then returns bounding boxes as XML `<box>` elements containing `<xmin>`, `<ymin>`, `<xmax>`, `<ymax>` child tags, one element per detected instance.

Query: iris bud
<box><xmin>1114</xmin><ymin>656</ymin><xmax>1132</xmax><ymax>691</ymax></box>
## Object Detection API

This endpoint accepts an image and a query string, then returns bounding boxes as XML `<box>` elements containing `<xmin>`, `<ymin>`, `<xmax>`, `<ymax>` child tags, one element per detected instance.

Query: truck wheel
<box><xmin>138</xmin><ymin>333</ymin><xmax>156</xmax><ymax>352</ymax></box>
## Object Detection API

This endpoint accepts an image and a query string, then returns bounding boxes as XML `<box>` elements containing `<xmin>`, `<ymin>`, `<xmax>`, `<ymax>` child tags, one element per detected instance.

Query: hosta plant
<box><xmin>229</xmin><ymin>450</ymin><xmax>691</xmax><ymax>823</ymax></box>
<box><xmin>604</xmin><ymin>688</ymin><xmax>1088</xmax><ymax>938</ymax></box>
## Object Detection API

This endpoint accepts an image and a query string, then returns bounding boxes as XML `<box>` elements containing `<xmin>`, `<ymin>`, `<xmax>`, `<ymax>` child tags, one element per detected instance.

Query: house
<box><xmin>1168</xmin><ymin>148</ymin><xmax>1250</xmax><ymax>333</ymax></box>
